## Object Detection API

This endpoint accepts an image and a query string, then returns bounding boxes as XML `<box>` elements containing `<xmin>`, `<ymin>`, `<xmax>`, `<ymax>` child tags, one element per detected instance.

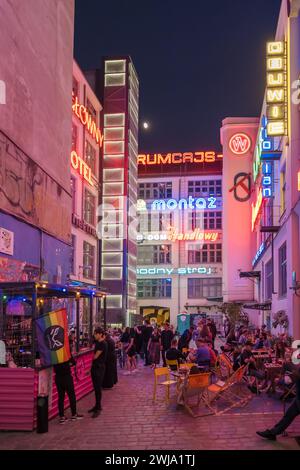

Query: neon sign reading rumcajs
<box><xmin>151</xmin><ymin>196</ymin><xmax>218</xmax><ymax>211</ymax></box>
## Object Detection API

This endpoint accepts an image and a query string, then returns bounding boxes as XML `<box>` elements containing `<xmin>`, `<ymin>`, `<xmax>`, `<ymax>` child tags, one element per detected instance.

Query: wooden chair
<box><xmin>153</xmin><ymin>367</ymin><xmax>177</xmax><ymax>403</ymax></box>
<box><xmin>182</xmin><ymin>372</ymin><xmax>212</xmax><ymax>418</ymax></box>
<box><xmin>207</xmin><ymin>366</ymin><xmax>250</xmax><ymax>415</ymax></box>
<box><xmin>216</xmin><ymin>353</ymin><xmax>233</xmax><ymax>379</ymax></box>
<box><xmin>166</xmin><ymin>359</ymin><xmax>179</xmax><ymax>371</ymax></box>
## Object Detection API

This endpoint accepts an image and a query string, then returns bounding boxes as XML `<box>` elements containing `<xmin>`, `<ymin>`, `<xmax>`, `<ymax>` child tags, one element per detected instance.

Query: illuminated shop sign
<box><xmin>262</xmin><ymin>162</ymin><xmax>273</xmax><ymax>198</ymax></box>
<box><xmin>137</xmin><ymin>151</ymin><xmax>223</xmax><ymax>166</ymax></box>
<box><xmin>137</xmin><ymin>229</ymin><xmax>220</xmax><ymax>243</ymax></box>
<box><xmin>137</xmin><ymin>266</ymin><xmax>220</xmax><ymax>276</ymax></box>
<box><xmin>251</xmin><ymin>189</ymin><xmax>264</xmax><ymax>231</ymax></box>
<box><xmin>70</xmin><ymin>150</ymin><xmax>93</xmax><ymax>186</ymax></box>
<box><xmin>72</xmin><ymin>95</ymin><xmax>104</xmax><ymax>148</ymax></box>
<box><xmin>266</xmin><ymin>41</ymin><xmax>287</xmax><ymax>136</ymax></box>
<box><xmin>252</xmin><ymin>242</ymin><xmax>265</xmax><ymax>267</ymax></box>
<box><xmin>229</xmin><ymin>133</ymin><xmax>251</xmax><ymax>155</ymax></box>
<box><xmin>298</xmin><ymin>171</ymin><xmax>300</xmax><ymax>191</ymax></box>
<box><xmin>151</xmin><ymin>196</ymin><xmax>219</xmax><ymax>211</ymax></box>
<box><xmin>253</xmin><ymin>116</ymin><xmax>274</xmax><ymax>181</ymax></box>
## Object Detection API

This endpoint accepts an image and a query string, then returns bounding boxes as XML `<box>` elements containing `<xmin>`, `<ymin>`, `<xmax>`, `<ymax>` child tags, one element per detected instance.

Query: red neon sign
<box><xmin>72</xmin><ymin>95</ymin><xmax>103</xmax><ymax>148</ymax></box>
<box><xmin>138</xmin><ymin>152</ymin><xmax>223</xmax><ymax>166</ymax></box>
<box><xmin>71</xmin><ymin>150</ymin><xmax>93</xmax><ymax>186</ymax></box>
<box><xmin>251</xmin><ymin>189</ymin><xmax>264</xmax><ymax>231</ymax></box>
<box><xmin>229</xmin><ymin>133</ymin><xmax>251</xmax><ymax>155</ymax></box>
<box><xmin>167</xmin><ymin>227</ymin><xmax>219</xmax><ymax>242</ymax></box>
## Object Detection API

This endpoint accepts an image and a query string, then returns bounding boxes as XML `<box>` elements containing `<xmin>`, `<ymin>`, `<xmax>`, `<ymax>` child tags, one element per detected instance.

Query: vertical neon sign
<box><xmin>262</xmin><ymin>162</ymin><xmax>273</xmax><ymax>198</ymax></box>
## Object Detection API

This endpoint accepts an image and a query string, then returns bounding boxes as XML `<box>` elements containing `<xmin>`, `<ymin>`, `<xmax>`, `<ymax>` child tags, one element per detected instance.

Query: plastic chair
<box><xmin>153</xmin><ymin>367</ymin><xmax>177</xmax><ymax>403</ymax></box>
<box><xmin>182</xmin><ymin>372</ymin><xmax>212</xmax><ymax>418</ymax></box>
<box><xmin>166</xmin><ymin>359</ymin><xmax>179</xmax><ymax>371</ymax></box>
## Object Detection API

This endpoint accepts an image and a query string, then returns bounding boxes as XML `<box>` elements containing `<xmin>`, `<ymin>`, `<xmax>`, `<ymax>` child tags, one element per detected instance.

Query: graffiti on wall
<box><xmin>0</xmin><ymin>256</ymin><xmax>39</xmax><ymax>282</ymax></box>
<box><xmin>0</xmin><ymin>131</ymin><xmax>71</xmax><ymax>244</ymax></box>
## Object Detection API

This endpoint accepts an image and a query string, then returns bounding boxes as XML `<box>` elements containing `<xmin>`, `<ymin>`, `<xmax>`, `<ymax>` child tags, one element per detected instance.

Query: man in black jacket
<box><xmin>161</xmin><ymin>323</ymin><xmax>174</xmax><ymax>366</ymax></box>
<box><xmin>141</xmin><ymin>319</ymin><xmax>153</xmax><ymax>366</ymax></box>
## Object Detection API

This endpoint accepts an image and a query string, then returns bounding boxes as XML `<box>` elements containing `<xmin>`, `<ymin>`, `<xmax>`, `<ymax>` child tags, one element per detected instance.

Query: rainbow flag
<box><xmin>36</xmin><ymin>308</ymin><xmax>71</xmax><ymax>367</ymax></box>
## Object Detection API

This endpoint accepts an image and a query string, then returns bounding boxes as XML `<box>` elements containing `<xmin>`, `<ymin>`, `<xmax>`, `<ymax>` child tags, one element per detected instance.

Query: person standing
<box><xmin>161</xmin><ymin>323</ymin><xmax>174</xmax><ymax>366</ymax></box>
<box><xmin>141</xmin><ymin>319</ymin><xmax>153</xmax><ymax>366</ymax></box>
<box><xmin>208</xmin><ymin>319</ymin><xmax>217</xmax><ymax>349</ymax></box>
<box><xmin>148</xmin><ymin>327</ymin><xmax>161</xmax><ymax>369</ymax></box>
<box><xmin>54</xmin><ymin>355</ymin><xmax>83</xmax><ymax>424</ymax></box>
<box><xmin>89</xmin><ymin>328</ymin><xmax>108</xmax><ymax>418</ymax></box>
<box><xmin>102</xmin><ymin>332</ymin><xmax>118</xmax><ymax>389</ymax></box>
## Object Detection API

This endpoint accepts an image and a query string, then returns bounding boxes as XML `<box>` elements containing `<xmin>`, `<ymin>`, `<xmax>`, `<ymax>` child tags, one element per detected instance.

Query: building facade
<box><xmin>99</xmin><ymin>57</ymin><xmax>139</xmax><ymax>327</ymax></box>
<box><xmin>221</xmin><ymin>0</ymin><xmax>300</xmax><ymax>339</ymax></box>
<box><xmin>136</xmin><ymin>151</ymin><xmax>223</xmax><ymax>328</ymax></box>
<box><xmin>0</xmin><ymin>0</ymin><xmax>74</xmax><ymax>284</ymax></box>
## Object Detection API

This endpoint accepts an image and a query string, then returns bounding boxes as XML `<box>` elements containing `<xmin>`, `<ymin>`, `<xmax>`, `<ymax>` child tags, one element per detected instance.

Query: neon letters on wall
<box><xmin>137</xmin><ymin>229</ymin><xmax>220</xmax><ymax>243</ymax></box>
<box><xmin>72</xmin><ymin>95</ymin><xmax>104</xmax><ymax>148</ymax></box>
<box><xmin>253</xmin><ymin>116</ymin><xmax>274</xmax><ymax>181</ymax></box>
<box><xmin>229</xmin><ymin>133</ymin><xmax>251</xmax><ymax>155</ymax></box>
<box><xmin>137</xmin><ymin>266</ymin><xmax>220</xmax><ymax>276</ymax></box>
<box><xmin>262</xmin><ymin>162</ymin><xmax>273</xmax><ymax>198</ymax></box>
<box><xmin>252</xmin><ymin>242</ymin><xmax>265</xmax><ymax>267</ymax></box>
<box><xmin>70</xmin><ymin>150</ymin><xmax>93</xmax><ymax>186</ymax></box>
<box><xmin>266</xmin><ymin>42</ymin><xmax>287</xmax><ymax>136</ymax></box>
<box><xmin>137</xmin><ymin>152</ymin><xmax>223</xmax><ymax>166</ymax></box>
<box><xmin>151</xmin><ymin>196</ymin><xmax>218</xmax><ymax>211</ymax></box>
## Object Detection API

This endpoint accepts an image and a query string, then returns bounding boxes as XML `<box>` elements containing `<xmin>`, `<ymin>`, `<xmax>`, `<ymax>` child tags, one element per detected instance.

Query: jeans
<box><xmin>143</xmin><ymin>342</ymin><xmax>150</xmax><ymax>365</ymax></box>
<box><xmin>55</xmin><ymin>374</ymin><xmax>77</xmax><ymax>417</ymax></box>
<box><xmin>162</xmin><ymin>350</ymin><xmax>167</xmax><ymax>367</ymax></box>
<box><xmin>91</xmin><ymin>364</ymin><xmax>106</xmax><ymax>410</ymax></box>
<box><xmin>271</xmin><ymin>399</ymin><xmax>300</xmax><ymax>435</ymax></box>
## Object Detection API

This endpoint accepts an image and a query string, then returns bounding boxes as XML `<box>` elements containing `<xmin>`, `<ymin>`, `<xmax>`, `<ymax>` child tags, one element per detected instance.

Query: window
<box><xmin>187</xmin><ymin>278</ymin><xmax>222</xmax><ymax>299</ymax></box>
<box><xmin>188</xmin><ymin>211</ymin><xmax>222</xmax><ymax>230</ymax></box>
<box><xmin>137</xmin><ymin>279</ymin><xmax>172</xmax><ymax>298</ymax></box>
<box><xmin>188</xmin><ymin>180</ymin><xmax>222</xmax><ymax>197</ymax></box>
<box><xmin>70</xmin><ymin>176</ymin><xmax>76</xmax><ymax>213</ymax></box>
<box><xmin>188</xmin><ymin>244</ymin><xmax>222</xmax><ymax>264</ymax></box>
<box><xmin>138</xmin><ymin>212</ymin><xmax>173</xmax><ymax>232</ymax></box>
<box><xmin>138</xmin><ymin>182</ymin><xmax>172</xmax><ymax>200</ymax></box>
<box><xmin>278</xmin><ymin>242</ymin><xmax>287</xmax><ymax>297</ymax></box>
<box><xmin>84</xmin><ymin>189</ymin><xmax>96</xmax><ymax>226</ymax></box>
<box><xmin>137</xmin><ymin>245</ymin><xmax>171</xmax><ymax>265</ymax></box>
<box><xmin>70</xmin><ymin>235</ymin><xmax>76</xmax><ymax>275</ymax></box>
<box><xmin>83</xmin><ymin>241</ymin><xmax>95</xmax><ymax>279</ymax></box>
<box><xmin>72</xmin><ymin>76</ymin><xmax>79</xmax><ymax>98</ymax></box>
<box><xmin>72</xmin><ymin>124</ymin><xmax>77</xmax><ymax>151</ymax></box>
<box><xmin>85</xmin><ymin>140</ymin><xmax>97</xmax><ymax>175</ymax></box>
<box><xmin>265</xmin><ymin>259</ymin><xmax>272</xmax><ymax>300</ymax></box>
<box><xmin>86</xmin><ymin>98</ymin><xmax>97</xmax><ymax>123</ymax></box>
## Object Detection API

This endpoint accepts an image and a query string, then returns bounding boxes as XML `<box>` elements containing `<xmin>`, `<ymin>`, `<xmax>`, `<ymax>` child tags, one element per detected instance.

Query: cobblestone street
<box><xmin>1</xmin><ymin>364</ymin><xmax>300</xmax><ymax>451</ymax></box>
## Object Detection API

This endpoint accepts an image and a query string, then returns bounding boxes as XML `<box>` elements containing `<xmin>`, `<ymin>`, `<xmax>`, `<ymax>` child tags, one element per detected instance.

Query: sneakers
<box><xmin>92</xmin><ymin>410</ymin><xmax>101</xmax><ymax>418</ymax></box>
<box><xmin>71</xmin><ymin>413</ymin><xmax>84</xmax><ymax>421</ymax></box>
<box><xmin>256</xmin><ymin>430</ymin><xmax>277</xmax><ymax>441</ymax></box>
<box><xmin>59</xmin><ymin>416</ymin><xmax>68</xmax><ymax>425</ymax></box>
<box><xmin>88</xmin><ymin>406</ymin><xmax>102</xmax><ymax>413</ymax></box>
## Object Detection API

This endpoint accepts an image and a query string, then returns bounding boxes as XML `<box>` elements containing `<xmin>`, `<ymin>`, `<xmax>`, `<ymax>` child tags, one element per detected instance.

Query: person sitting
<box><xmin>206</xmin><ymin>341</ymin><xmax>217</xmax><ymax>367</ymax></box>
<box><xmin>238</xmin><ymin>329</ymin><xmax>248</xmax><ymax>346</ymax></box>
<box><xmin>166</xmin><ymin>339</ymin><xmax>185</xmax><ymax>370</ymax></box>
<box><xmin>240</xmin><ymin>341</ymin><xmax>266</xmax><ymax>393</ymax></box>
<box><xmin>253</xmin><ymin>335</ymin><xmax>265</xmax><ymax>350</ymax></box>
<box><xmin>195</xmin><ymin>339</ymin><xmax>211</xmax><ymax>370</ymax></box>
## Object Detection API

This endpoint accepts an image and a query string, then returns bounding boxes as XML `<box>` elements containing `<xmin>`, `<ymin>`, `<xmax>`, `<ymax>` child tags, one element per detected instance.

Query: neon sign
<box><xmin>72</xmin><ymin>95</ymin><xmax>104</xmax><ymax>148</ymax></box>
<box><xmin>252</xmin><ymin>242</ymin><xmax>265</xmax><ymax>267</ymax></box>
<box><xmin>151</xmin><ymin>196</ymin><xmax>219</xmax><ymax>211</ymax></box>
<box><xmin>266</xmin><ymin>42</ymin><xmax>287</xmax><ymax>136</ymax></box>
<box><xmin>137</xmin><ymin>229</ymin><xmax>220</xmax><ymax>243</ymax></box>
<box><xmin>251</xmin><ymin>189</ymin><xmax>264</xmax><ymax>231</ymax></box>
<box><xmin>229</xmin><ymin>173</ymin><xmax>252</xmax><ymax>202</ymax></box>
<box><xmin>137</xmin><ymin>266</ymin><xmax>220</xmax><ymax>276</ymax></box>
<box><xmin>137</xmin><ymin>151</ymin><xmax>223</xmax><ymax>166</ymax></box>
<box><xmin>262</xmin><ymin>162</ymin><xmax>273</xmax><ymax>198</ymax></box>
<box><xmin>253</xmin><ymin>116</ymin><xmax>274</xmax><ymax>181</ymax></box>
<box><xmin>298</xmin><ymin>171</ymin><xmax>300</xmax><ymax>191</ymax></box>
<box><xmin>229</xmin><ymin>133</ymin><xmax>251</xmax><ymax>155</ymax></box>
<box><xmin>70</xmin><ymin>150</ymin><xmax>93</xmax><ymax>186</ymax></box>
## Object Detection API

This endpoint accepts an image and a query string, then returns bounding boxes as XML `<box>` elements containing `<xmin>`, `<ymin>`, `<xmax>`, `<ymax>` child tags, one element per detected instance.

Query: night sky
<box><xmin>74</xmin><ymin>0</ymin><xmax>282</xmax><ymax>153</ymax></box>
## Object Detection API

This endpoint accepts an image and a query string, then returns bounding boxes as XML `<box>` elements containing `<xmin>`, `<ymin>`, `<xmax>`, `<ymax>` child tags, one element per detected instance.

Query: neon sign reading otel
<box><xmin>71</xmin><ymin>150</ymin><xmax>93</xmax><ymax>186</ymax></box>
<box><xmin>138</xmin><ymin>151</ymin><xmax>223</xmax><ymax>166</ymax></box>
<box><xmin>137</xmin><ymin>267</ymin><xmax>220</xmax><ymax>276</ymax></box>
<box><xmin>151</xmin><ymin>197</ymin><xmax>218</xmax><ymax>211</ymax></box>
<box><xmin>72</xmin><ymin>95</ymin><xmax>104</xmax><ymax>148</ymax></box>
